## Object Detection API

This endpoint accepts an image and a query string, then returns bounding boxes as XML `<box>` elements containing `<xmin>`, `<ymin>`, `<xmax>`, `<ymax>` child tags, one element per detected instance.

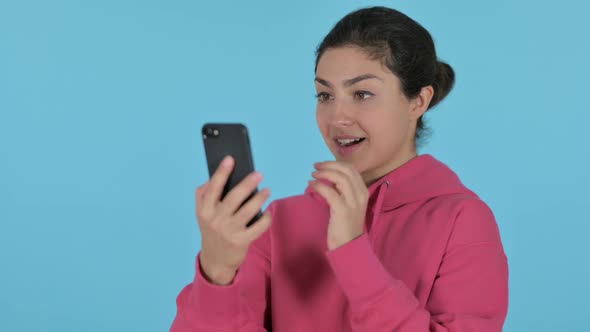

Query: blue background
<box><xmin>1</xmin><ymin>0</ymin><xmax>588</xmax><ymax>331</ymax></box>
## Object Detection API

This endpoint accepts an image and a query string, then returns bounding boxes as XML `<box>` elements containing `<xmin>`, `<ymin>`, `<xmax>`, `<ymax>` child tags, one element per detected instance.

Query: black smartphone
<box><xmin>201</xmin><ymin>123</ymin><xmax>262</xmax><ymax>227</ymax></box>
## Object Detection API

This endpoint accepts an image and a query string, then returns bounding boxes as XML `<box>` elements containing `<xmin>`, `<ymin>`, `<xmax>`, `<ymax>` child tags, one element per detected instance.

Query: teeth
<box><xmin>337</xmin><ymin>138</ymin><xmax>363</xmax><ymax>146</ymax></box>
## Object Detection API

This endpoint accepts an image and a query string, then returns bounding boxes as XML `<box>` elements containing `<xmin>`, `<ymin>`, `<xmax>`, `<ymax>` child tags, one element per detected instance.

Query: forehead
<box><xmin>316</xmin><ymin>46</ymin><xmax>394</xmax><ymax>82</ymax></box>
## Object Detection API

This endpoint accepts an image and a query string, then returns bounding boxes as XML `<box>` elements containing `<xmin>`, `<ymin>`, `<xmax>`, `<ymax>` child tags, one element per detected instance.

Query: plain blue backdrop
<box><xmin>1</xmin><ymin>0</ymin><xmax>588</xmax><ymax>331</ymax></box>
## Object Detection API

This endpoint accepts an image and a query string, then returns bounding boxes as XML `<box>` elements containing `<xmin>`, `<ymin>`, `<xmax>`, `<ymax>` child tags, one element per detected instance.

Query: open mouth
<box><xmin>335</xmin><ymin>137</ymin><xmax>366</xmax><ymax>147</ymax></box>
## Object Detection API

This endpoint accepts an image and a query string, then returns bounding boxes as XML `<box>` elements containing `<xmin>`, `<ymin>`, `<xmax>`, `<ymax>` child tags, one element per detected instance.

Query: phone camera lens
<box><xmin>203</xmin><ymin>127</ymin><xmax>219</xmax><ymax>138</ymax></box>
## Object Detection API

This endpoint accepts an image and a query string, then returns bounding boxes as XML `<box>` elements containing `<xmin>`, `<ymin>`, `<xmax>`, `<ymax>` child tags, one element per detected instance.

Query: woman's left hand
<box><xmin>310</xmin><ymin>161</ymin><xmax>369</xmax><ymax>250</ymax></box>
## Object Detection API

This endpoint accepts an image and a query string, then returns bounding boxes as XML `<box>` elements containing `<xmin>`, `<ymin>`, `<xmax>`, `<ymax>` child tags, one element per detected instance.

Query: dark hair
<box><xmin>314</xmin><ymin>6</ymin><xmax>455</xmax><ymax>146</ymax></box>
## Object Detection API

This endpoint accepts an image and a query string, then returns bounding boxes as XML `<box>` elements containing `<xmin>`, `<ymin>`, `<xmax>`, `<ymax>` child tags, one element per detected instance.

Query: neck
<box><xmin>362</xmin><ymin>148</ymin><xmax>418</xmax><ymax>187</ymax></box>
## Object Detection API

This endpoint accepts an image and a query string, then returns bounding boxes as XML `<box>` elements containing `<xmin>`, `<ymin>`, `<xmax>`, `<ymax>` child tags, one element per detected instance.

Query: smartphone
<box><xmin>201</xmin><ymin>123</ymin><xmax>262</xmax><ymax>227</ymax></box>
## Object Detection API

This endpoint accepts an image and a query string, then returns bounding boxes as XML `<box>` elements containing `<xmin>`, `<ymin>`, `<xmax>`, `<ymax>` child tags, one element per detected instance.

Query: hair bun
<box><xmin>430</xmin><ymin>60</ymin><xmax>455</xmax><ymax>109</ymax></box>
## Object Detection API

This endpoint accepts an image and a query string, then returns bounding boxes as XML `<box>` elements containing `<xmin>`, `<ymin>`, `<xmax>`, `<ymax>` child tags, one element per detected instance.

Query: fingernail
<box><xmin>222</xmin><ymin>156</ymin><xmax>233</xmax><ymax>168</ymax></box>
<box><xmin>253</xmin><ymin>172</ymin><xmax>262</xmax><ymax>181</ymax></box>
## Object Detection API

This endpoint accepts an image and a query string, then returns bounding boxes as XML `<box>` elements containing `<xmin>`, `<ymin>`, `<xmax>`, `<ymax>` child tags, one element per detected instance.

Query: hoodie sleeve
<box><xmin>169</xmin><ymin>204</ymin><xmax>274</xmax><ymax>332</ymax></box>
<box><xmin>325</xmin><ymin>199</ymin><xmax>509</xmax><ymax>332</ymax></box>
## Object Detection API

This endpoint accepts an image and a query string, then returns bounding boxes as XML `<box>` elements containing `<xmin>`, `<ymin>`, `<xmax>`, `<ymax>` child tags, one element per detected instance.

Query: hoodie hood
<box><xmin>305</xmin><ymin>154</ymin><xmax>477</xmax><ymax>213</ymax></box>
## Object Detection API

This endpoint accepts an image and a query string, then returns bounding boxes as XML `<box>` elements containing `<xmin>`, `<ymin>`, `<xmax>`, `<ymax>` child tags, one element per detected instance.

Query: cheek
<box><xmin>383</xmin><ymin>97</ymin><xmax>412</xmax><ymax>129</ymax></box>
<box><xmin>364</xmin><ymin>106</ymin><xmax>409</xmax><ymax>142</ymax></box>
<box><xmin>316</xmin><ymin>108</ymin><xmax>329</xmax><ymax>137</ymax></box>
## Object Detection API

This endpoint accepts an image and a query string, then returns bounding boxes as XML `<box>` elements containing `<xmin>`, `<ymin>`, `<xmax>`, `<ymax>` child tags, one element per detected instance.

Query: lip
<box><xmin>333</xmin><ymin>136</ymin><xmax>366</xmax><ymax>157</ymax></box>
<box><xmin>333</xmin><ymin>135</ymin><xmax>365</xmax><ymax>140</ymax></box>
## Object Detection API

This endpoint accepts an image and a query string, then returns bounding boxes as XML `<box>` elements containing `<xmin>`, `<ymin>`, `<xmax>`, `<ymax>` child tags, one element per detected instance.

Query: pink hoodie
<box><xmin>170</xmin><ymin>154</ymin><xmax>509</xmax><ymax>331</ymax></box>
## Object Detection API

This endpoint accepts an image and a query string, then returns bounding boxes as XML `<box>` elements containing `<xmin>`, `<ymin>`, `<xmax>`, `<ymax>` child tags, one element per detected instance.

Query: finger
<box><xmin>311</xmin><ymin>169</ymin><xmax>356</xmax><ymax>204</ymax></box>
<box><xmin>310</xmin><ymin>180</ymin><xmax>344</xmax><ymax>209</ymax></box>
<box><xmin>314</xmin><ymin>161</ymin><xmax>365</xmax><ymax>199</ymax></box>
<box><xmin>196</xmin><ymin>182</ymin><xmax>209</xmax><ymax>203</ymax></box>
<box><xmin>195</xmin><ymin>182</ymin><xmax>211</xmax><ymax>222</ymax></box>
<box><xmin>315</xmin><ymin>161</ymin><xmax>366</xmax><ymax>200</ymax></box>
<box><xmin>220</xmin><ymin>171</ymin><xmax>263</xmax><ymax>216</ymax></box>
<box><xmin>202</xmin><ymin>155</ymin><xmax>235</xmax><ymax>212</ymax></box>
<box><xmin>315</xmin><ymin>161</ymin><xmax>357</xmax><ymax>182</ymax></box>
<box><xmin>243</xmin><ymin>211</ymin><xmax>272</xmax><ymax>243</ymax></box>
<box><xmin>195</xmin><ymin>182</ymin><xmax>208</xmax><ymax>215</ymax></box>
<box><xmin>233</xmin><ymin>188</ymin><xmax>271</xmax><ymax>227</ymax></box>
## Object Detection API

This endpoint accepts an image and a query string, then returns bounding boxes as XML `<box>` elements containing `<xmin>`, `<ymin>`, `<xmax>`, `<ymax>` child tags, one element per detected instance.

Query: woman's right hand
<box><xmin>196</xmin><ymin>155</ymin><xmax>272</xmax><ymax>285</ymax></box>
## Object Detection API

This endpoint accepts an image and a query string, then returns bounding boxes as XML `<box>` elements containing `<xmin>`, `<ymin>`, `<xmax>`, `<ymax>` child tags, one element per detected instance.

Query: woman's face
<box><xmin>315</xmin><ymin>46</ymin><xmax>429</xmax><ymax>185</ymax></box>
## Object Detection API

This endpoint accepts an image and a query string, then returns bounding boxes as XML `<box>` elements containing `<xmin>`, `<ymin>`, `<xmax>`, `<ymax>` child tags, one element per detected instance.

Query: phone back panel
<box><xmin>202</xmin><ymin>123</ymin><xmax>256</xmax><ymax>200</ymax></box>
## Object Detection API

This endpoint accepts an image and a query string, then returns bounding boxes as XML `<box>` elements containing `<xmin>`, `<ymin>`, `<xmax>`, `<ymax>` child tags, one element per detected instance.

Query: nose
<box><xmin>330</xmin><ymin>100</ymin><xmax>354</xmax><ymax>127</ymax></box>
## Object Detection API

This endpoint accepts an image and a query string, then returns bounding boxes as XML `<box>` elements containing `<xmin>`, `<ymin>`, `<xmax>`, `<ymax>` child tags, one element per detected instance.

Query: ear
<box><xmin>409</xmin><ymin>86</ymin><xmax>434</xmax><ymax>121</ymax></box>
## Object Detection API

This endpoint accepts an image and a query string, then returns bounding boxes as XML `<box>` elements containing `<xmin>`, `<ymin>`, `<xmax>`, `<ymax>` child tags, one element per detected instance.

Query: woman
<box><xmin>171</xmin><ymin>6</ymin><xmax>508</xmax><ymax>332</ymax></box>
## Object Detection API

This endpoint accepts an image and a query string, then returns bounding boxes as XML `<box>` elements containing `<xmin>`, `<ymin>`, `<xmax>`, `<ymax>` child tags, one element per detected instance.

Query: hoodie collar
<box><xmin>365</xmin><ymin>154</ymin><xmax>475</xmax><ymax>212</ymax></box>
<box><xmin>306</xmin><ymin>154</ymin><xmax>475</xmax><ymax>213</ymax></box>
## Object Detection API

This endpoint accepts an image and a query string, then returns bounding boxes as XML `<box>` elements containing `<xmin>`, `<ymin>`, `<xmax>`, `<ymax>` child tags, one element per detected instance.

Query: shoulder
<box><xmin>436</xmin><ymin>194</ymin><xmax>503</xmax><ymax>248</ymax></box>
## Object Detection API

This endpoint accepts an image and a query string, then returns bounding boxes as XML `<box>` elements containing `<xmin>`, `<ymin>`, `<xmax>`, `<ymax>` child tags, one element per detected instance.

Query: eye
<box><xmin>353</xmin><ymin>91</ymin><xmax>373</xmax><ymax>101</ymax></box>
<box><xmin>315</xmin><ymin>92</ymin><xmax>333</xmax><ymax>103</ymax></box>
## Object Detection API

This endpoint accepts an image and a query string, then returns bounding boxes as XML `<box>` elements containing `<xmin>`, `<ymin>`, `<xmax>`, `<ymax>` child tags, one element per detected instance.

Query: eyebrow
<box><xmin>314</xmin><ymin>74</ymin><xmax>383</xmax><ymax>88</ymax></box>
